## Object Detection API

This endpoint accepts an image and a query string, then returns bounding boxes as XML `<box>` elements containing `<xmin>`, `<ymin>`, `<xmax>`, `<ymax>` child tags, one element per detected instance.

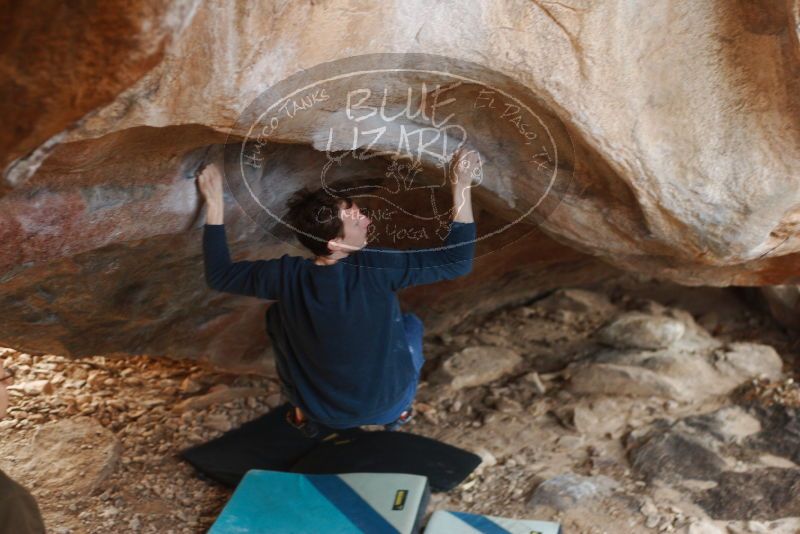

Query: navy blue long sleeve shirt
<box><xmin>202</xmin><ymin>221</ymin><xmax>476</xmax><ymax>428</ymax></box>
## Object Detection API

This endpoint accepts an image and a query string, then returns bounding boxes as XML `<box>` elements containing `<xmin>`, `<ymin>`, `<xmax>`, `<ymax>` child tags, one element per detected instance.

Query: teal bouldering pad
<box><xmin>424</xmin><ymin>510</ymin><xmax>562</xmax><ymax>534</ymax></box>
<box><xmin>209</xmin><ymin>470</ymin><xmax>430</xmax><ymax>534</ymax></box>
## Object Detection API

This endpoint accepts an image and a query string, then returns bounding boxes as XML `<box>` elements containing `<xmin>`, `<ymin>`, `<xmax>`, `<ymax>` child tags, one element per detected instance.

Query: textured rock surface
<box><xmin>2</xmin><ymin>0</ymin><xmax>800</xmax><ymax>365</ymax></box>
<box><xmin>527</xmin><ymin>473</ymin><xmax>619</xmax><ymax>511</ymax></box>
<box><xmin>597</xmin><ymin>312</ymin><xmax>687</xmax><ymax>350</ymax></box>
<box><xmin>569</xmin><ymin>309</ymin><xmax>785</xmax><ymax>401</ymax></box>
<box><xmin>438</xmin><ymin>346</ymin><xmax>522</xmax><ymax>390</ymax></box>
<box><xmin>627</xmin><ymin>404</ymin><xmax>800</xmax><ymax>520</ymax></box>
<box><xmin>0</xmin><ymin>417</ymin><xmax>121</xmax><ymax>497</ymax></box>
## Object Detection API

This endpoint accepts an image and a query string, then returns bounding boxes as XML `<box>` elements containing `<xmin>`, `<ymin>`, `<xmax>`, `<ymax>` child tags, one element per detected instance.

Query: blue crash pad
<box><xmin>209</xmin><ymin>469</ymin><xmax>430</xmax><ymax>534</ymax></box>
<box><xmin>424</xmin><ymin>510</ymin><xmax>562</xmax><ymax>534</ymax></box>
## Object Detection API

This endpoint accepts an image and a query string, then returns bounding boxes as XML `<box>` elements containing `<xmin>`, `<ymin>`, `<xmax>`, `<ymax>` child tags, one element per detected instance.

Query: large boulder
<box><xmin>627</xmin><ymin>405</ymin><xmax>800</xmax><ymax>521</ymax></box>
<box><xmin>597</xmin><ymin>312</ymin><xmax>687</xmax><ymax>350</ymax></box>
<box><xmin>568</xmin><ymin>310</ymin><xmax>784</xmax><ymax>401</ymax></box>
<box><xmin>527</xmin><ymin>473</ymin><xmax>619</xmax><ymax>512</ymax></box>
<box><xmin>2</xmin><ymin>1</ymin><xmax>799</xmax><ymax>367</ymax></box>
<box><xmin>0</xmin><ymin>417</ymin><xmax>121</xmax><ymax>498</ymax></box>
<box><xmin>437</xmin><ymin>346</ymin><xmax>522</xmax><ymax>390</ymax></box>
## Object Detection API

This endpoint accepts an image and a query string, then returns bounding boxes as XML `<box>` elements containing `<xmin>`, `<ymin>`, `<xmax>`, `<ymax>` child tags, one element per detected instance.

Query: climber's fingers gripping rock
<box><xmin>449</xmin><ymin>147</ymin><xmax>483</xmax><ymax>190</ymax></box>
<box><xmin>196</xmin><ymin>162</ymin><xmax>225</xmax><ymax>225</ymax></box>
<box><xmin>197</xmin><ymin>162</ymin><xmax>224</xmax><ymax>206</ymax></box>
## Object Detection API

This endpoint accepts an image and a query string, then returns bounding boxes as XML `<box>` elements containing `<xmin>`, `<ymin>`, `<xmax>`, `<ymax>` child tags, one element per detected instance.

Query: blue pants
<box><xmin>403</xmin><ymin>312</ymin><xmax>425</xmax><ymax>379</ymax></box>
<box><xmin>382</xmin><ymin>312</ymin><xmax>424</xmax><ymax>430</ymax></box>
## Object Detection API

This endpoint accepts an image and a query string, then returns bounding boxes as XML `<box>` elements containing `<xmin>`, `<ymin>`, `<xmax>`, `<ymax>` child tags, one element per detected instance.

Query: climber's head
<box><xmin>285</xmin><ymin>186</ymin><xmax>372</xmax><ymax>259</ymax></box>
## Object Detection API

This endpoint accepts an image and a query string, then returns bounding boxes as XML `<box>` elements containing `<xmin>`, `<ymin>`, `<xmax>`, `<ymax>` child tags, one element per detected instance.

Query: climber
<box><xmin>196</xmin><ymin>148</ymin><xmax>478</xmax><ymax>438</ymax></box>
<box><xmin>0</xmin><ymin>365</ymin><xmax>46</xmax><ymax>533</ymax></box>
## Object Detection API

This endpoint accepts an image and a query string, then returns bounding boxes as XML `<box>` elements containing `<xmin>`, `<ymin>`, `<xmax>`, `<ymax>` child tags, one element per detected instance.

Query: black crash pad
<box><xmin>180</xmin><ymin>403</ymin><xmax>480</xmax><ymax>492</ymax></box>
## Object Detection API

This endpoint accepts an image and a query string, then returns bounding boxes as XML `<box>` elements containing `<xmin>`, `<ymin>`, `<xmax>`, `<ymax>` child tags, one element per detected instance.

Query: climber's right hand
<box><xmin>197</xmin><ymin>162</ymin><xmax>224</xmax><ymax>224</ymax></box>
<box><xmin>449</xmin><ymin>147</ymin><xmax>482</xmax><ymax>191</ymax></box>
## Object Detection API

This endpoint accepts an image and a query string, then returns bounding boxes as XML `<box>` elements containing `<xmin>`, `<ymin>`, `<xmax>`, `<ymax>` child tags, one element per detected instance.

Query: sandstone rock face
<box><xmin>527</xmin><ymin>473</ymin><xmax>619</xmax><ymax>512</ymax></box>
<box><xmin>535</xmin><ymin>288</ymin><xmax>617</xmax><ymax>318</ymax></box>
<box><xmin>2</xmin><ymin>1</ymin><xmax>800</xmax><ymax>365</ymax></box>
<box><xmin>438</xmin><ymin>346</ymin><xmax>522</xmax><ymax>390</ymax></box>
<box><xmin>627</xmin><ymin>404</ymin><xmax>800</xmax><ymax>520</ymax></box>
<box><xmin>597</xmin><ymin>312</ymin><xmax>686</xmax><ymax>350</ymax></box>
<box><xmin>0</xmin><ymin>417</ymin><xmax>121</xmax><ymax>497</ymax></box>
<box><xmin>568</xmin><ymin>310</ymin><xmax>785</xmax><ymax>401</ymax></box>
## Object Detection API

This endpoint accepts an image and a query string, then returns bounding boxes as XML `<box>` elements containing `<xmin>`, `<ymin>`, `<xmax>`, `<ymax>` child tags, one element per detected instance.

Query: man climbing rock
<box><xmin>196</xmin><ymin>148</ymin><xmax>478</xmax><ymax>436</ymax></box>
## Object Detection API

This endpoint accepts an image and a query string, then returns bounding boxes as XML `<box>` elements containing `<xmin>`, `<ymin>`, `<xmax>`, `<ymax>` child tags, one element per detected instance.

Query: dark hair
<box><xmin>285</xmin><ymin>186</ymin><xmax>353</xmax><ymax>257</ymax></box>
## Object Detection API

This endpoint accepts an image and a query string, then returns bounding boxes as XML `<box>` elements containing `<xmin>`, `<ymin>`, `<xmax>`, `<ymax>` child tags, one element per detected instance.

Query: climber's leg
<box><xmin>180</xmin><ymin>403</ymin><xmax>322</xmax><ymax>487</ymax></box>
<box><xmin>384</xmin><ymin>312</ymin><xmax>424</xmax><ymax>431</ymax></box>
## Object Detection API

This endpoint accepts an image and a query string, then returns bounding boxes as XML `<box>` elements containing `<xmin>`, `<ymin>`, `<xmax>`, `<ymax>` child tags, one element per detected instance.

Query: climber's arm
<box><xmin>197</xmin><ymin>161</ymin><xmax>282</xmax><ymax>299</ymax></box>
<box><xmin>353</xmin><ymin>148</ymin><xmax>479</xmax><ymax>290</ymax></box>
<box><xmin>202</xmin><ymin>224</ymin><xmax>283</xmax><ymax>299</ymax></box>
<box><xmin>358</xmin><ymin>221</ymin><xmax>476</xmax><ymax>290</ymax></box>
<box><xmin>198</xmin><ymin>161</ymin><xmax>224</xmax><ymax>225</ymax></box>
<box><xmin>450</xmin><ymin>148</ymin><xmax>478</xmax><ymax>224</ymax></box>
